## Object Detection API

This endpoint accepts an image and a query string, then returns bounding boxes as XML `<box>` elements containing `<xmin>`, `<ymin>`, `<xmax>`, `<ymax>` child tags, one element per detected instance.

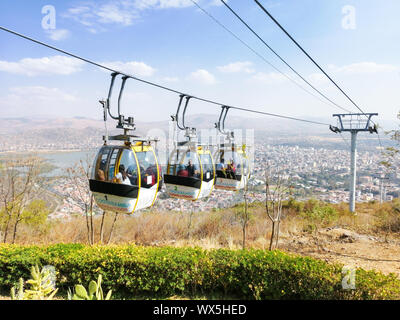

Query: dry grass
<box><xmin>7</xmin><ymin>200</ymin><xmax>400</xmax><ymax>248</ymax></box>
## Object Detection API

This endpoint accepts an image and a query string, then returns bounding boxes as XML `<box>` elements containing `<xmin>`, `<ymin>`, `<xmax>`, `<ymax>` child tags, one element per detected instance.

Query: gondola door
<box><xmin>197</xmin><ymin>148</ymin><xmax>215</xmax><ymax>199</ymax></box>
<box><xmin>130</xmin><ymin>143</ymin><xmax>160</xmax><ymax>211</ymax></box>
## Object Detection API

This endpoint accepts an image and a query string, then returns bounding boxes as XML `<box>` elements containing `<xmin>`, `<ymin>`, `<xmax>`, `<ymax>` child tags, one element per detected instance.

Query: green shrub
<box><xmin>303</xmin><ymin>199</ymin><xmax>320</xmax><ymax>213</ymax></box>
<box><xmin>0</xmin><ymin>244</ymin><xmax>399</xmax><ymax>300</ymax></box>
<box><xmin>300</xmin><ymin>200</ymin><xmax>339</xmax><ymax>231</ymax></box>
<box><xmin>282</xmin><ymin>198</ymin><xmax>305</xmax><ymax>215</ymax></box>
<box><xmin>374</xmin><ymin>200</ymin><xmax>400</xmax><ymax>233</ymax></box>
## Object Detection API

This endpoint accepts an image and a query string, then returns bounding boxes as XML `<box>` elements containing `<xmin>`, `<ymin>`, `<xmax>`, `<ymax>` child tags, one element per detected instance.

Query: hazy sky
<box><xmin>0</xmin><ymin>0</ymin><xmax>399</xmax><ymax>130</ymax></box>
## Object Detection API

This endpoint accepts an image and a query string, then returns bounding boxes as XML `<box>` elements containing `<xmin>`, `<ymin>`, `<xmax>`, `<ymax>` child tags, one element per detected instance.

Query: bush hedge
<box><xmin>0</xmin><ymin>244</ymin><xmax>399</xmax><ymax>300</ymax></box>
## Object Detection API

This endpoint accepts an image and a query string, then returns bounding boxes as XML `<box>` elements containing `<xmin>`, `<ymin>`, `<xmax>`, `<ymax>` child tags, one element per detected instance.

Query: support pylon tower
<box><xmin>330</xmin><ymin>113</ymin><xmax>378</xmax><ymax>212</ymax></box>
<box><xmin>379</xmin><ymin>175</ymin><xmax>389</xmax><ymax>204</ymax></box>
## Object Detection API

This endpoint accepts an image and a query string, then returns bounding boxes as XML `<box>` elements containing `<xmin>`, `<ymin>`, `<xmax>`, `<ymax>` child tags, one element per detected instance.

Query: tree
<box><xmin>19</xmin><ymin>199</ymin><xmax>50</xmax><ymax>236</ymax></box>
<box><xmin>66</xmin><ymin>154</ymin><xmax>119</xmax><ymax>245</ymax></box>
<box><xmin>380</xmin><ymin>113</ymin><xmax>400</xmax><ymax>176</ymax></box>
<box><xmin>66</xmin><ymin>157</ymin><xmax>94</xmax><ymax>245</ymax></box>
<box><xmin>264</xmin><ymin>166</ymin><xmax>292</xmax><ymax>250</ymax></box>
<box><xmin>234</xmin><ymin>183</ymin><xmax>252</xmax><ymax>249</ymax></box>
<box><xmin>0</xmin><ymin>156</ymin><xmax>48</xmax><ymax>243</ymax></box>
<box><xmin>106</xmin><ymin>212</ymin><xmax>119</xmax><ymax>245</ymax></box>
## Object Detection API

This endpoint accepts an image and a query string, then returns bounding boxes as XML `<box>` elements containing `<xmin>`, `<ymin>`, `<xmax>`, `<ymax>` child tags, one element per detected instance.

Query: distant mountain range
<box><xmin>0</xmin><ymin>114</ymin><xmax>329</xmax><ymax>134</ymax></box>
<box><xmin>0</xmin><ymin>116</ymin><xmax>105</xmax><ymax>134</ymax></box>
<box><xmin>0</xmin><ymin>115</ymin><xmax>388</xmax><ymax>151</ymax></box>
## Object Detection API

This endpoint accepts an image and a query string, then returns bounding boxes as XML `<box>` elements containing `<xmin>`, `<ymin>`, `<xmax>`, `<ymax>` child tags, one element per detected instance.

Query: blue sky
<box><xmin>0</xmin><ymin>0</ymin><xmax>399</xmax><ymax>130</ymax></box>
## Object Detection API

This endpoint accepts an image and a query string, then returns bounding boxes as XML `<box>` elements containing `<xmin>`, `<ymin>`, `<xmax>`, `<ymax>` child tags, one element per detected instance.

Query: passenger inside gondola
<box><xmin>226</xmin><ymin>160</ymin><xmax>236</xmax><ymax>178</ymax></box>
<box><xmin>126</xmin><ymin>164</ymin><xmax>137</xmax><ymax>185</ymax></box>
<box><xmin>187</xmin><ymin>159</ymin><xmax>195</xmax><ymax>177</ymax></box>
<box><xmin>216</xmin><ymin>158</ymin><xmax>225</xmax><ymax>170</ymax></box>
<box><xmin>188</xmin><ymin>159</ymin><xmax>201</xmax><ymax>178</ymax></box>
<box><xmin>143</xmin><ymin>165</ymin><xmax>157</xmax><ymax>187</ymax></box>
<box><xmin>135</xmin><ymin>151</ymin><xmax>158</xmax><ymax>188</ymax></box>
<box><xmin>97</xmin><ymin>169</ymin><xmax>105</xmax><ymax>181</ymax></box>
<box><xmin>177</xmin><ymin>164</ymin><xmax>188</xmax><ymax>177</ymax></box>
<box><xmin>96</xmin><ymin>158</ymin><xmax>107</xmax><ymax>181</ymax></box>
<box><xmin>97</xmin><ymin>159</ymin><xmax>107</xmax><ymax>181</ymax></box>
<box><xmin>113</xmin><ymin>164</ymin><xmax>131</xmax><ymax>185</ymax></box>
<box><xmin>182</xmin><ymin>152</ymin><xmax>199</xmax><ymax>178</ymax></box>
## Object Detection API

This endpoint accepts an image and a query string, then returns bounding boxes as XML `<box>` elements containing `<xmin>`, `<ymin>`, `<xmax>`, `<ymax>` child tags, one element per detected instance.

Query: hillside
<box><xmin>8</xmin><ymin>198</ymin><xmax>400</xmax><ymax>279</ymax></box>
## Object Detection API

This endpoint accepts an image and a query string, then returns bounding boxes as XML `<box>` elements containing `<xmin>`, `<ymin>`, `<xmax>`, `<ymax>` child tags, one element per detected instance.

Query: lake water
<box><xmin>0</xmin><ymin>150</ymin><xmax>97</xmax><ymax>177</ymax></box>
<box><xmin>41</xmin><ymin>150</ymin><xmax>97</xmax><ymax>176</ymax></box>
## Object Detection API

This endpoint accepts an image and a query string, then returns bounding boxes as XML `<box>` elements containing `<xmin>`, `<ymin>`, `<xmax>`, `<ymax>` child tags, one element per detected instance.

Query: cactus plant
<box><xmin>68</xmin><ymin>274</ymin><xmax>112</xmax><ymax>300</ymax></box>
<box><xmin>10</xmin><ymin>278</ymin><xmax>25</xmax><ymax>300</ymax></box>
<box><xmin>10</xmin><ymin>265</ymin><xmax>58</xmax><ymax>300</ymax></box>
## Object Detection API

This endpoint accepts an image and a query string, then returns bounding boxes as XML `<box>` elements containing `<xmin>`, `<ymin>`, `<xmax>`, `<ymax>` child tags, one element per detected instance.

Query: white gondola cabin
<box><xmin>213</xmin><ymin>144</ymin><xmax>250</xmax><ymax>191</ymax></box>
<box><xmin>90</xmin><ymin>141</ymin><xmax>161</xmax><ymax>214</ymax></box>
<box><xmin>213</xmin><ymin>106</ymin><xmax>251</xmax><ymax>191</ymax></box>
<box><xmin>164</xmin><ymin>142</ymin><xmax>215</xmax><ymax>200</ymax></box>
<box><xmin>163</xmin><ymin>94</ymin><xmax>215</xmax><ymax>201</ymax></box>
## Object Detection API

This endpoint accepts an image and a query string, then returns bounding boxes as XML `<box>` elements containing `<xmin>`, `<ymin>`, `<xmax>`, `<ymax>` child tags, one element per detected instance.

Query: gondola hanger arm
<box><xmin>221</xmin><ymin>105</ymin><xmax>230</xmax><ymax>133</ymax></box>
<box><xmin>216</xmin><ymin>105</ymin><xmax>234</xmax><ymax>141</ymax></box>
<box><xmin>182</xmin><ymin>95</ymin><xmax>193</xmax><ymax>130</ymax></box>
<box><xmin>116</xmin><ymin>75</ymin><xmax>135</xmax><ymax>130</ymax></box>
<box><xmin>118</xmin><ymin>75</ymin><xmax>129</xmax><ymax>119</ymax></box>
<box><xmin>102</xmin><ymin>72</ymin><xmax>135</xmax><ymax>132</ymax></box>
<box><xmin>174</xmin><ymin>94</ymin><xmax>193</xmax><ymax>131</ymax></box>
<box><xmin>101</xmin><ymin>72</ymin><xmax>120</xmax><ymax>121</ymax></box>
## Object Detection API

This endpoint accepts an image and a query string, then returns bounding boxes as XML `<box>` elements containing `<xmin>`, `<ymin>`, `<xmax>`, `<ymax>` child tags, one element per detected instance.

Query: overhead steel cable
<box><xmin>0</xmin><ymin>25</ymin><xmax>331</xmax><ymax>127</ymax></box>
<box><xmin>219</xmin><ymin>106</ymin><xmax>330</xmax><ymax>126</ymax></box>
<box><xmin>0</xmin><ymin>26</ymin><xmax>183</xmax><ymax>95</ymax></box>
<box><xmin>253</xmin><ymin>0</ymin><xmax>372</xmax><ymax>120</ymax></box>
<box><xmin>219</xmin><ymin>0</ymin><xmax>352</xmax><ymax>114</ymax></box>
<box><xmin>188</xmin><ymin>0</ymin><xmax>349</xmax><ymax>114</ymax></box>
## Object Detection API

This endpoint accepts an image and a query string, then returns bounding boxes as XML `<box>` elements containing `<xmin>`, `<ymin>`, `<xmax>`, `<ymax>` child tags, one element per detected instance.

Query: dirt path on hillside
<box><xmin>280</xmin><ymin>227</ymin><xmax>400</xmax><ymax>278</ymax></box>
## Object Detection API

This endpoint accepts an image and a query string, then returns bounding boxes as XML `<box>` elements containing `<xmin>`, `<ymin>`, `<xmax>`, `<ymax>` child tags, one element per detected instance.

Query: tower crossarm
<box><xmin>332</xmin><ymin>113</ymin><xmax>378</xmax><ymax>133</ymax></box>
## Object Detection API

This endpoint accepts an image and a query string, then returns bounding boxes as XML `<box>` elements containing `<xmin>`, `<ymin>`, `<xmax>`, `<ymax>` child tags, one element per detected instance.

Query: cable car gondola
<box><xmin>213</xmin><ymin>106</ymin><xmax>251</xmax><ymax>191</ymax></box>
<box><xmin>164</xmin><ymin>95</ymin><xmax>215</xmax><ymax>200</ymax></box>
<box><xmin>89</xmin><ymin>73</ymin><xmax>161</xmax><ymax>214</ymax></box>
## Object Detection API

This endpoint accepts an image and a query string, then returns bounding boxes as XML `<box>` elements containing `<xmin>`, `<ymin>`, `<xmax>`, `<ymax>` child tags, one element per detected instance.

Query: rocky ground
<box><xmin>281</xmin><ymin>227</ymin><xmax>400</xmax><ymax>278</ymax></box>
